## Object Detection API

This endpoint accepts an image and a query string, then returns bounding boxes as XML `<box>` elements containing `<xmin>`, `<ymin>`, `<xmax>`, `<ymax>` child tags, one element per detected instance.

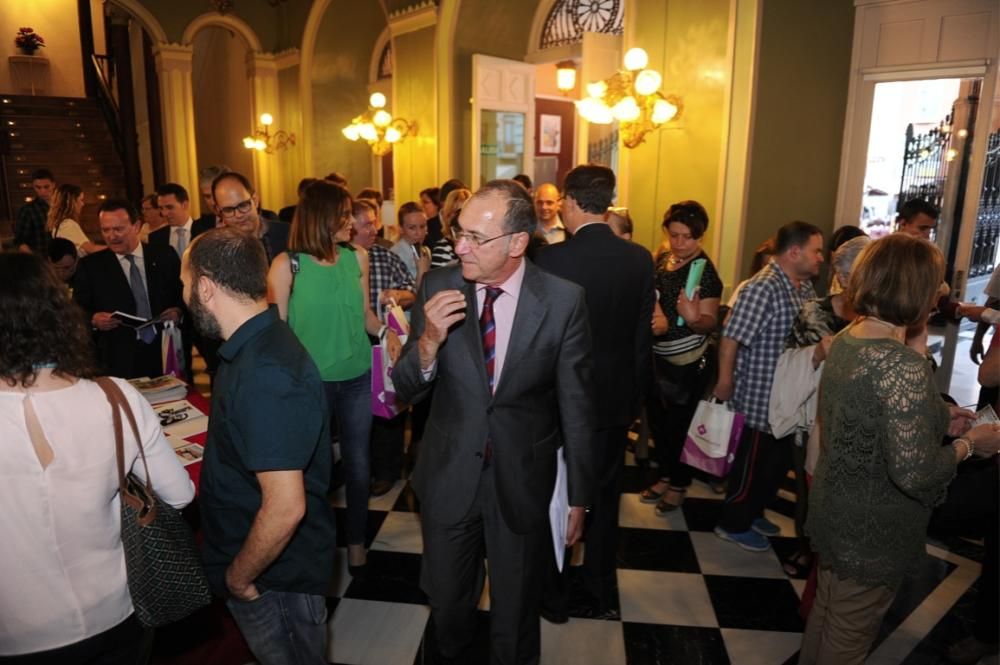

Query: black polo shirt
<box><xmin>199</xmin><ymin>307</ymin><xmax>335</xmax><ymax>596</ymax></box>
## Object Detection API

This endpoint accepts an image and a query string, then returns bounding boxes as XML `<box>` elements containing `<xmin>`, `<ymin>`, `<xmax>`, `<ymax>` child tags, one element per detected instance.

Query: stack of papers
<box><xmin>155</xmin><ymin>399</ymin><xmax>208</xmax><ymax>467</ymax></box>
<box><xmin>128</xmin><ymin>375</ymin><xmax>187</xmax><ymax>404</ymax></box>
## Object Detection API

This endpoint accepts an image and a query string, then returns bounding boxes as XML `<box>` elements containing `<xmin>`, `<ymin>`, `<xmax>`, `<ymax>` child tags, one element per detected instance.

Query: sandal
<box><xmin>654</xmin><ymin>486</ymin><xmax>687</xmax><ymax>515</ymax></box>
<box><xmin>782</xmin><ymin>552</ymin><xmax>813</xmax><ymax>578</ymax></box>
<box><xmin>639</xmin><ymin>478</ymin><xmax>670</xmax><ymax>504</ymax></box>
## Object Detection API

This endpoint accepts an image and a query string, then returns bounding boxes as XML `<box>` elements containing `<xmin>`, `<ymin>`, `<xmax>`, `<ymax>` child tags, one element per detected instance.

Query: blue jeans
<box><xmin>325</xmin><ymin>371</ymin><xmax>373</xmax><ymax>545</ymax></box>
<box><xmin>226</xmin><ymin>590</ymin><xmax>327</xmax><ymax>665</ymax></box>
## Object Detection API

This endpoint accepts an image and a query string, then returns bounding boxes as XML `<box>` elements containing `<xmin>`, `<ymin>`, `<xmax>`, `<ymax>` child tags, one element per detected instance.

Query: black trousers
<box><xmin>370</xmin><ymin>411</ymin><xmax>407</xmax><ymax>483</ymax></box>
<box><xmin>717</xmin><ymin>427</ymin><xmax>793</xmax><ymax>533</ymax></box>
<box><xmin>645</xmin><ymin>386</ymin><xmax>700</xmax><ymax>488</ymax></box>
<box><xmin>420</xmin><ymin>467</ymin><xmax>546</xmax><ymax>665</ymax></box>
<box><xmin>929</xmin><ymin>460</ymin><xmax>999</xmax><ymax>644</ymax></box>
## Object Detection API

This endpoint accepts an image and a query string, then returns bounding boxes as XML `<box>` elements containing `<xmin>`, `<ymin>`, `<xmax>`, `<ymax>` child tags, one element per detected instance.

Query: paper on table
<box><xmin>548</xmin><ymin>447</ymin><xmax>569</xmax><ymax>572</ymax></box>
<box><xmin>154</xmin><ymin>399</ymin><xmax>208</xmax><ymax>439</ymax></box>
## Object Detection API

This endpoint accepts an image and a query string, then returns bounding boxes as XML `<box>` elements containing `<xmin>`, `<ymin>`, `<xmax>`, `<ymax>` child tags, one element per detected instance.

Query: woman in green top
<box><xmin>269</xmin><ymin>181</ymin><xmax>401</xmax><ymax>575</ymax></box>
<box><xmin>800</xmin><ymin>234</ymin><xmax>1000</xmax><ymax>665</ymax></box>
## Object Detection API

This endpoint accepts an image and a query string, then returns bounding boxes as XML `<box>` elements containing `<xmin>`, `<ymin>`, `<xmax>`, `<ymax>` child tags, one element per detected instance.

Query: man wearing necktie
<box><xmin>151</xmin><ymin>183</ymin><xmax>196</xmax><ymax>258</ymax></box>
<box><xmin>393</xmin><ymin>180</ymin><xmax>599</xmax><ymax>665</ymax></box>
<box><xmin>73</xmin><ymin>199</ymin><xmax>183</xmax><ymax>379</ymax></box>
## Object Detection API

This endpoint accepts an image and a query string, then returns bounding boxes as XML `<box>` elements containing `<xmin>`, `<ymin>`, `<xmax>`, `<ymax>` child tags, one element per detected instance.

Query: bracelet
<box><xmin>954</xmin><ymin>437</ymin><xmax>974</xmax><ymax>461</ymax></box>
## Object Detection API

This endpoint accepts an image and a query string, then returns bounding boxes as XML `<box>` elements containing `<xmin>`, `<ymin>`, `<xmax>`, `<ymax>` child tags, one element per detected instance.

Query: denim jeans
<box><xmin>325</xmin><ymin>371</ymin><xmax>373</xmax><ymax>545</ymax></box>
<box><xmin>226</xmin><ymin>590</ymin><xmax>328</xmax><ymax>665</ymax></box>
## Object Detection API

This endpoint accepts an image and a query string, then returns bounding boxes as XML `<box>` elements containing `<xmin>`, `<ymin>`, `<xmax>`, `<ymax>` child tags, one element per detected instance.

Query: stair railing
<box><xmin>91</xmin><ymin>54</ymin><xmax>128</xmax><ymax>175</ymax></box>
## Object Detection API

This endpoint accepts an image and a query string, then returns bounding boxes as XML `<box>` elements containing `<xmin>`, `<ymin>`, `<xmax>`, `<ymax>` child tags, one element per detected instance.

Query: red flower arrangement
<box><xmin>15</xmin><ymin>27</ymin><xmax>45</xmax><ymax>52</ymax></box>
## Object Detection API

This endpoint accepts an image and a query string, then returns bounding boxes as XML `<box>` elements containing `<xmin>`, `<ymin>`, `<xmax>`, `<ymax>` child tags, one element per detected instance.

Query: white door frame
<box><xmin>471</xmin><ymin>54</ymin><xmax>537</xmax><ymax>188</ymax></box>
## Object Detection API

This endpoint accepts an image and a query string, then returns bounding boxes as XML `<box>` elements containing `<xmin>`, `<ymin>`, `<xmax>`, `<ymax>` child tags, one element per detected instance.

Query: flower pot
<box><xmin>18</xmin><ymin>47</ymin><xmax>39</xmax><ymax>56</ymax></box>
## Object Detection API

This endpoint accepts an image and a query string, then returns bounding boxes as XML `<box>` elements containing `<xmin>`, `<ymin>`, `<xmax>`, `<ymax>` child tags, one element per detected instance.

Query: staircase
<box><xmin>0</xmin><ymin>94</ymin><xmax>127</xmax><ymax>245</ymax></box>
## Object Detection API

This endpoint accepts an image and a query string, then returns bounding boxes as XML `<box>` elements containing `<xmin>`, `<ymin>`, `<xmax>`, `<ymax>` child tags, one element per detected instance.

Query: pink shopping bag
<box><xmin>680</xmin><ymin>399</ymin><xmax>745</xmax><ymax>478</ymax></box>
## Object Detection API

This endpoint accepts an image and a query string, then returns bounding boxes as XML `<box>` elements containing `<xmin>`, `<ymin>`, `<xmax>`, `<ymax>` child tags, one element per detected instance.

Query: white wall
<box><xmin>0</xmin><ymin>0</ymin><xmax>85</xmax><ymax>97</ymax></box>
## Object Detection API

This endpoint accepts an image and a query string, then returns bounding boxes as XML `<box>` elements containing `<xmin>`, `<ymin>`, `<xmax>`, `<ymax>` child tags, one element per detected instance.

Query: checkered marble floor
<box><xmin>320</xmin><ymin>450</ymin><xmax>989</xmax><ymax>665</ymax></box>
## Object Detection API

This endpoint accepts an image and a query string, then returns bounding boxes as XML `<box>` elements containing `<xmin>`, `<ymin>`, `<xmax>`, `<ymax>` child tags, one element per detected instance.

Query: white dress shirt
<box><xmin>170</xmin><ymin>218</ymin><xmax>194</xmax><ymax>257</ymax></box>
<box><xmin>0</xmin><ymin>378</ymin><xmax>195</xmax><ymax>654</ymax></box>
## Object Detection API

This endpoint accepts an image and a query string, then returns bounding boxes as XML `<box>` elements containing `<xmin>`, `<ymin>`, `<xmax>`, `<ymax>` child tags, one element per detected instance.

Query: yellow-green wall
<box><xmin>625</xmin><ymin>0</ymin><xmax>730</xmax><ymax>259</ymax></box>
<box><xmin>392</xmin><ymin>25</ymin><xmax>438</xmax><ymax>205</ymax></box>
<box><xmin>741</xmin><ymin>0</ymin><xmax>853</xmax><ymax>278</ymax></box>
<box><xmin>309</xmin><ymin>0</ymin><xmax>386</xmax><ymax>188</ymax></box>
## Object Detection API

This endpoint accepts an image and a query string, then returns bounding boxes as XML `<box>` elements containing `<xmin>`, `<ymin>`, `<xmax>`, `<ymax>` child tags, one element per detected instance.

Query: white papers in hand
<box><xmin>548</xmin><ymin>447</ymin><xmax>569</xmax><ymax>572</ymax></box>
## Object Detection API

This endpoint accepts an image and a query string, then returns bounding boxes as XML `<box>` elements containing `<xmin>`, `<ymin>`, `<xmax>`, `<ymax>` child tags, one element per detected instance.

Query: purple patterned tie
<box><xmin>479</xmin><ymin>286</ymin><xmax>503</xmax><ymax>391</ymax></box>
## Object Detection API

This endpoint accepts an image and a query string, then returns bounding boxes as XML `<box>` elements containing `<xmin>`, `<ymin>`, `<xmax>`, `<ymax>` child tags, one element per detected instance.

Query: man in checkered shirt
<box><xmin>713</xmin><ymin>221</ymin><xmax>825</xmax><ymax>552</ymax></box>
<box><xmin>351</xmin><ymin>199</ymin><xmax>416</xmax><ymax>497</ymax></box>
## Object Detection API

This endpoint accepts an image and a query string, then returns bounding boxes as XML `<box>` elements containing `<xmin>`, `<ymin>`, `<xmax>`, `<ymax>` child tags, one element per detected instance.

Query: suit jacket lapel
<box><xmin>492</xmin><ymin>262</ymin><xmax>545</xmax><ymax>398</ymax></box>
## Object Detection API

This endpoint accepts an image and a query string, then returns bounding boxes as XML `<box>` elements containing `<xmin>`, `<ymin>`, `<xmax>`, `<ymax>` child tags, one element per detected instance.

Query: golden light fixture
<box><xmin>242</xmin><ymin>112</ymin><xmax>295</xmax><ymax>154</ymax></box>
<box><xmin>555</xmin><ymin>60</ymin><xmax>577</xmax><ymax>94</ymax></box>
<box><xmin>574</xmin><ymin>47</ymin><xmax>683</xmax><ymax>149</ymax></box>
<box><xmin>342</xmin><ymin>92</ymin><xmax>416</xmax><ymax>156</ymax></box>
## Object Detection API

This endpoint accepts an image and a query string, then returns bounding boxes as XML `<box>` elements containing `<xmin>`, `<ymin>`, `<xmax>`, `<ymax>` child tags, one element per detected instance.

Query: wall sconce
<box><xmin>556</xmin><ymin>60</ymin><xmax>576</xmax><ymax>95</ymax></box>
<box><xmin>242</xmin><ymin>113</ymin><xmax>295</xmax><ymax>154</ymax></box>
<box><xmin>342</xmin><ymin>92</ymin><xmax>416</xmax><ymax>156</ymax></box>
<box><xmin>574</xmin><ymin>47</ymin><xmax>683</xmax><ymax>149</ymax></box>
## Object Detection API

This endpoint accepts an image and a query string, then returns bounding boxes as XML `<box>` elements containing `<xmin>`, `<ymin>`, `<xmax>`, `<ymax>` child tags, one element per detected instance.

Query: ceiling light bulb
<box><xmin>385</xmin><ymin>127</ymin><xmax>402</xmax><ymax>143</ymax></box>
<box><xmin>576</xmin><ymin>97</ymin><xmax>613</xmax><ymax>124</ymax></box>
<box><xmin>243</xmin><ymin>137</ymin><xmax>255</xmax><ymax>149</ymax></box>
<box><xmin>342</xmin><ymin>125</ymin><xmax>360</xmax><ymax>141</ymax></box>
<box><xmin>369</xmin><ymin>92</ymin><xmax>387</xmax><ymax>109</ymax></box>
<box><xmin>586</xmin><ymin>81</ymin><xmax>607</xmax><ymax>99</ymax></box>
<box><xmin>373</xmin><ymin>110</ymin><xmax>392</xmax><ymax>127</ymax></box>
<box><xmin>652</xmin><ymin>99</ymin><xmax>677</xmax><ymax>124</ymax></box>
<box><xmin>634</xmin><ymin>69</ymin><xmax>662</xmax><ymax>96</ymax></box>
<box><xmin>623</xmin><ymin>48</ymin><xmax>648</xmax><ymax>71</ymax></box>
<box><xmin>254</xmin><ymin>139</ymin><xmax>267</xmax><ymax>151</ymax></box>
<box><xmin>359</xmin><ymin>123</ymin><xmax>378</xmax><ymax>142</ymax></box>
<box><xmin>259</xmin><ymin>113</ymin><xmax>273</xmax><ymax>126</ymax></box>
<box><xmin>611</xmin><ymin>96</ymin><xmax>641</xmax><ymax>122</ymax></box>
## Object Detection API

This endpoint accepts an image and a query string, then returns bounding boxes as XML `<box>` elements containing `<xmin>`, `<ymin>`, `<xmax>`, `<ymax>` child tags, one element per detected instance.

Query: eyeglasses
<box><xmin>219</xmin><ymin>198</ymin><xmax>254</xmax><ymax>218</ymax></box>
<box><xmin>454</xmin><ymin>230</ymin><xmax>516</xmax><ymax>248</ymax></box>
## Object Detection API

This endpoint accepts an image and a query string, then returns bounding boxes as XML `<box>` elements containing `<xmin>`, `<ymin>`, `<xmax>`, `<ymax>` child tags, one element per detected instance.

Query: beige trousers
<box><xmin>799</xmin><ymin>565</ymin><xmax>896</xmax><ymax>665</ymax></box>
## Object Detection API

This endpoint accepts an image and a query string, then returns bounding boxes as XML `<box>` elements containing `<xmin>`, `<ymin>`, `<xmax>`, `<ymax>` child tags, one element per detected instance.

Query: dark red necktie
<box><xmin>479</xmin><ymin>286</ymin><xmax>503</xmax><ymax>391</ymax></box>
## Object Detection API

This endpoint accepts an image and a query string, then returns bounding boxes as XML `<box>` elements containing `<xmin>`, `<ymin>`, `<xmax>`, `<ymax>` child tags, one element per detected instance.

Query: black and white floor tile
<box><xmin>318</xmin><ymin>448</ymin><xmax>991</xmax><ymax>665</ymax></box>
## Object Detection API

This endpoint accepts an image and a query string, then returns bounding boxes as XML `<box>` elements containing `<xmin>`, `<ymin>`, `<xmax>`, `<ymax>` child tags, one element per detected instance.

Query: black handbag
<box><xmin>653</xmin><ymin>343</ymin><xmax>717</xmax><ymax>406</ymax></box>
<box><xmin>97</xmin><ymin>377</ymin><xmax>212</xmax><ymax>628</ymax></box>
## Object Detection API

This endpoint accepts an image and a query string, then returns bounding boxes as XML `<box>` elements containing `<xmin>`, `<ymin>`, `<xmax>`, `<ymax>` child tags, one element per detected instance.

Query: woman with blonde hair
<box><xmin>46</xmin><ymin>184</ymin><xmax>102</xmax><ymax>256</ymax></box>
<box><xmin>431</xmin><ymin>187</ymin><xmax>471</xmax><ymax>269</ymax></box>
<box><xmin>800</xmin><ymin>233</ymin><xmax>1000</xmax><ymax>664</ymax></box>
<box><xmin>268</xmin><ymin>180</ymin><xmax>400</xmax><ymax>576</ymax></box>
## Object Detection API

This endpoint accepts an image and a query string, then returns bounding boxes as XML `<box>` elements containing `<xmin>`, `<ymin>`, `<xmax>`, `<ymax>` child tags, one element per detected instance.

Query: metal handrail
<box><xmin>90</xmin><ymin>54</ymin><xmax>126</xmax><ymax>165</ymax></box>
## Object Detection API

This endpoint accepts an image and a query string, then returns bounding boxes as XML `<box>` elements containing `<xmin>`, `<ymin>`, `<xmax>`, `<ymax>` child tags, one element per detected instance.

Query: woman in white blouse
<box><xmin>0</xmin><ymin>252</ymin><xmax>195</xmax><ymax>662</ymax></box>
<box><xmin>46</xmin><ymin>183</ymin><xmax>103</xmax><ymax>256</ymax></box>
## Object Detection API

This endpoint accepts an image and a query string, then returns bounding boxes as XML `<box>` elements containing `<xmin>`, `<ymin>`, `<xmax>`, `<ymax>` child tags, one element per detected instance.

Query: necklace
<box><xmin>855</xmin><ymin>316</ymin><xmax>905</xmax><ymax>341</ymax></box>
<box><xmin>667</xmin><ymin>253</ymin><xmax>693</xmax><ymax>269</ymax></box>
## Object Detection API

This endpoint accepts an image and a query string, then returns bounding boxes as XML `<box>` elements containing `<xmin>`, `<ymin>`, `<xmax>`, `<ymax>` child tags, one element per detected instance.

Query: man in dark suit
<box><xmin>73</xmin><ymin>198</ymin><xmax>183</xmax><ymax>379</ymax></box>
<box><xmin>535</xmin><ymin>164</ymin><xmax>655</xmax><ymax>618</ymax></box>
<box><xmin>393</xmin><ymin>180</ymin><xmax>600</xmax><ymax>665</ymax></box>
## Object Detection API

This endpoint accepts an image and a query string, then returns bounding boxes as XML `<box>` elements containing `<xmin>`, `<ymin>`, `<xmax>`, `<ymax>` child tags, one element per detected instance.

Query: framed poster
<box><xmin>540</xmin><ymin>113</ymin><xmax>561</xmax><ymax>154</ymax></box>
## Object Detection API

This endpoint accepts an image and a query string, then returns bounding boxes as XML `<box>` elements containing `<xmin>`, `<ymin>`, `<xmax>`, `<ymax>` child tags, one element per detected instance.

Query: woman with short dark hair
<box><xmin>800</xmin><ymin>234</ymin><xmax>1000</xmax><ymax>664</ymax></box>
<box><xmin>640</xmin><ymin>200</ymin><xmax>723</xmax><ymax>514</ymax></box>
<box><xmin>0</xmin><ymin>252</ymin><xmax>194</xmax><ymax>662</ymax></box>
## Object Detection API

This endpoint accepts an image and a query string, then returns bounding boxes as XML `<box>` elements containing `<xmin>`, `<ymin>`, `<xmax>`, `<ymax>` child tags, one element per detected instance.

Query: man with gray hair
<box><xmin>393</xmin><ymin>180</ymin><xmax>600</xmax><ymax>664</ymax></box>
<box><xmin>195</xmin><ymin>165</ymin><xmax>230</xmax><ymax>233</ymax></box>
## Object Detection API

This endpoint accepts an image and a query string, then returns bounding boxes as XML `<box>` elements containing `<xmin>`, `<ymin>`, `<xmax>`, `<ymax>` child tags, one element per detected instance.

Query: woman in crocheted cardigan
<box><xmin>799</xmin><ymin>234</ymin><xmax>1000</xmax><ymax>665</ymax></box>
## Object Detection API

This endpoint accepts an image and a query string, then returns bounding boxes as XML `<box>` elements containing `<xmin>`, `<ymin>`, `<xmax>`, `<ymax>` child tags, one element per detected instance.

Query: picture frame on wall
<box><xmin>540</xmin><ymin>114</ymin><xmax>561</xmax><ymax>154</ymax></box>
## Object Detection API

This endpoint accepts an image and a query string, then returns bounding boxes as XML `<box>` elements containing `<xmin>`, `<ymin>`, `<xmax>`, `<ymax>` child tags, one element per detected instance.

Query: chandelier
<box><xmin>574</xmin><ymin>47</ymin><xmax>682</xmax><ymax>149</ymax></box>
<box><xmin>242</xmin><ymin>113</ymin><xmax>295</xmax><ymax>154</ymax></box>
<box><xmin>342</xmin><ymin>93</ymin><xmax>416</xmax><ymax>156</ymax></box>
